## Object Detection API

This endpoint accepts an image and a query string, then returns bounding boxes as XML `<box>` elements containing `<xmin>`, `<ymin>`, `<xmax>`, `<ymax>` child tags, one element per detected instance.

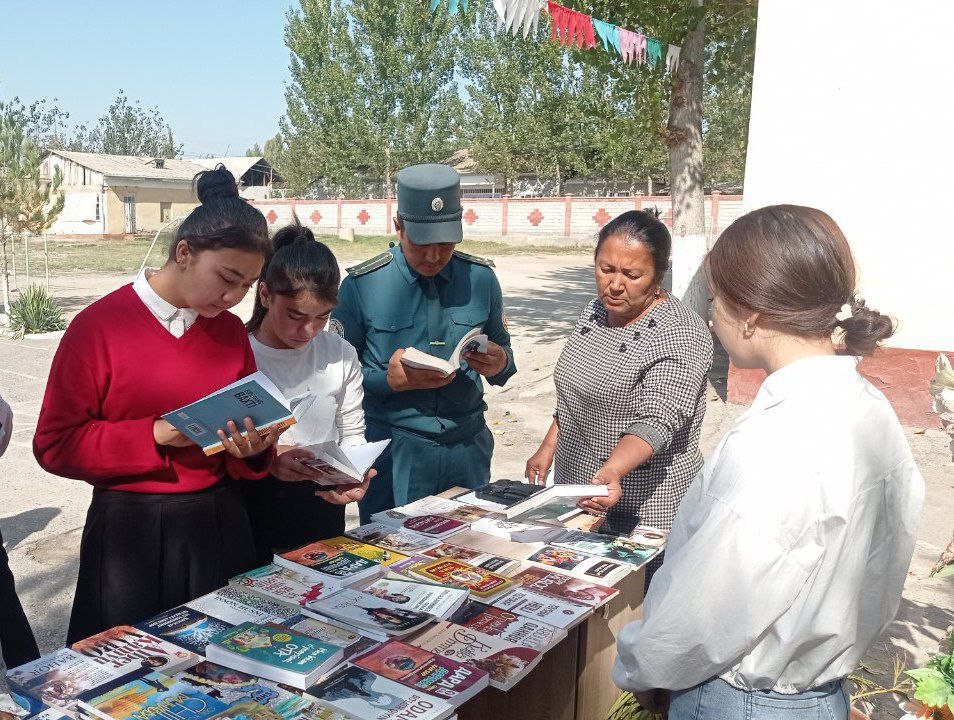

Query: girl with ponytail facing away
<box><xmin>34</xmin><ymin>166</ymin><xmax>281</xmax><ymax>643</ymax></box>
<box><xmin>613</xmin><ymin>205</ymin><xmax>925</xmax><ymax>720</ymax></box>
<box><xmin>244</xmin><ymin>218</ymin><xmax>371</xmax><ymax>562</ymax></box>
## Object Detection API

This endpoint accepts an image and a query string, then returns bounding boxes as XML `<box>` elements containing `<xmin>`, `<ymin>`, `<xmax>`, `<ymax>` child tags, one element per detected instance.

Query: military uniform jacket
<box><xmin>332</xmin><ymin>246</ymin><xmax>516</xmax><ymax>440</ymax></box>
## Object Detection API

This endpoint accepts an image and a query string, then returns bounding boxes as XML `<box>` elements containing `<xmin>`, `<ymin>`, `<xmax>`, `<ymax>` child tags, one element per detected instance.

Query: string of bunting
<box><xmin>433</xmin><ymin>0</ymin><xmax>681</xmax><ymax>72</ymax></box>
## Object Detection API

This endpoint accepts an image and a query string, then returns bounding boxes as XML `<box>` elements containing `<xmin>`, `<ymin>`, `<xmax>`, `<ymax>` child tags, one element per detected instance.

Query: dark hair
<box><xmin>594</xmin><ymin>209</ymin><xmax>671</xmax><ymax>283</ymax></box>
<box><xmin>706</xmin><ymin>204</ymin><xmax>894</xmax><ymax>356</ymax></box>
<box><xmin>169</xmin><ymin>165</ymin><xmax>270</xmax><ymax>261</ymax></box>
<box><xmin>246</xmin><ymin>215</ymin><xmax>341</xmax><ymax>333</ymax></box>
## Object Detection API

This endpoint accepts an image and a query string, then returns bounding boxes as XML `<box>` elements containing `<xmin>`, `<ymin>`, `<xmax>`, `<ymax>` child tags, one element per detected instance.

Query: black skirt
<box><xmin>66</xmin><ymin>481</ymin><xmax>257</xmax><ymax>645</ymax></box>
<box><xmin>242</xmin><ymin>476</ymin><xmax>345</xmax><ymax>566</ymax></box>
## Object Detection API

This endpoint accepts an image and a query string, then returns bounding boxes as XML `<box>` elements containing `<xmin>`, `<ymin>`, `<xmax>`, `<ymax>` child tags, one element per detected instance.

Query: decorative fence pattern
<box><xmin>250</xmin><ymin>194</ymin><xmax>744</xmax><ymax>246</ymax></box>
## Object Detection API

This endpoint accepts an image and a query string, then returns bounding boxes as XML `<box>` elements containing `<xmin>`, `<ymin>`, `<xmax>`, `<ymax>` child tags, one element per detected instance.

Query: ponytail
<box><xmin>246</xmin><ymin>215</ymin><xmax>340</xmax><ymax>333</ymax></box>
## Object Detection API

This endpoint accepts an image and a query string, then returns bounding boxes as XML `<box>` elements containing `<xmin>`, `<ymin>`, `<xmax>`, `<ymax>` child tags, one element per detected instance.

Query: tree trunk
<box><xmin>666</xmin><ymin>2</ymin><xmax>708</xmax><ymax>319</ymax></box>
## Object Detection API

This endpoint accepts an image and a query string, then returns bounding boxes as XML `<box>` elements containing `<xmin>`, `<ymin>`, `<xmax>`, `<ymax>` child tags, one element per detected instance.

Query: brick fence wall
<box><xmin>249</xmin><ymin>194</ymin><xmax>745</xmax><ymax>246</ymax></box>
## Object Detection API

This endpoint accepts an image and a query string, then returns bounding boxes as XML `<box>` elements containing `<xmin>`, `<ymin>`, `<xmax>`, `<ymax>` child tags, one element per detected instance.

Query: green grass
<box><xmin>5</xmin><ymin>233</ymin><xmax>589</xmax><ymax>278</ymax></box>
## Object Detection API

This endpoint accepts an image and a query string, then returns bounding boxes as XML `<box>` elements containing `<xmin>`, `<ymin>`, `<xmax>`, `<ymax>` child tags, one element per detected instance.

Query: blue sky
<box><xmin>0</xmin><ymin>0</ymin><xmax>299</xmax><ymax>158</ymax></box>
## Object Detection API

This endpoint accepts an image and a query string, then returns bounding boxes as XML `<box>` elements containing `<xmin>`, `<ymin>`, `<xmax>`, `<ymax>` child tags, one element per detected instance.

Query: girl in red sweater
<box><xmin>34</xmin><ymin>166</ymin><xmax>281</xmax><ymax>644</ymax></box>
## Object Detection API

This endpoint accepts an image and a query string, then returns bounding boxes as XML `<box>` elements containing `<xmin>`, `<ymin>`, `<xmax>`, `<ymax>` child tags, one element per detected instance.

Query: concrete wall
<box><xmin>731</xmin><ymin>0</ymin><xmax>954</xmax><ymax>426</ymax></box>
<box><xmin>743</xmin><ymin>0</ymin><xmax>954</xmax><ymax>354</ymax></box>
<box><xmin>251</xmin><ymin>194</ymin><xmax>744</xmax><ymax>247</ymax></box>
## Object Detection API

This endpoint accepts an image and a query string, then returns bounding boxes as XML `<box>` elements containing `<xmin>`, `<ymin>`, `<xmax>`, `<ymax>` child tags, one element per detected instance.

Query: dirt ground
<box><xmin>1</xmin><ymin>254</ymin><xmax>951</xmax><ymax>717</ymax></box>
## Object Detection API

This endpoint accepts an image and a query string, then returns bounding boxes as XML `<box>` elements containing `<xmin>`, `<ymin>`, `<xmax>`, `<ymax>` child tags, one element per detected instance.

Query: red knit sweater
<box><xmin>34</xmin><ymin>283</ymin><xmax>273</xmax><ymax>493</ymax></box>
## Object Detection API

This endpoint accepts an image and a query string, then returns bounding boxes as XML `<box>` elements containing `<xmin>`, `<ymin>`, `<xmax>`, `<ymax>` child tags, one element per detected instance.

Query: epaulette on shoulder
<box><xmin>346</xmin><ymin>250</ymin><xmax>394</xmax><ymax>276</ymax></box>
<box><xmin>453</xmin><ymin>250</ymin><xmax>495</xmax><ymax>268</ymax></box>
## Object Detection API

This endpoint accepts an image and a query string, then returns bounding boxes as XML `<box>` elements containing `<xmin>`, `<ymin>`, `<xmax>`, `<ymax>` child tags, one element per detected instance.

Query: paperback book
<box><xmin>521</xmin><ymin>546</ymin><xmax>630</xmax><ymax>585</ymax></box>
<box><xmin>490</xmin><ymin>588</ymin><xmax>591</xmax><ymax>630</ymax></box>
<box><xmin>280</xmin><ymin>615</ymin><xmax>380</xmax><ymax>661</ymax></box>
<box><xmin>174</xmin><ymin>662</ymin><xmax>315</xmax><ymax>720</ymax></box>
<box><xmin>440</xmin><ymin>530</ymin><xmax>544</xmax><ymax>562</ymax></box>
<box><xmin>78</xmin><ymin>672</ymin><xmax>229</xmax><ymax>720</ymax></box>
<box><xmin>344</xmin><ymin>523</ymin><xmax>441</xmax><ymax>554</ymax></box>
<box><xmin>400</xmin><ymin>329</ymin><xmax>487</xmax><ymax>377</ymax></box>
<box><xmin>305</xmin><ymin>664</ymin><xmax>455</xmax><ymax>720</ymax></box>
<box><xmin>205</xmin><ymin>623</ymin><xmax>343</xmax><ymax>690</ymax></box>
<box><xmin>299</xmin><ymin>440</ymin><xmax>390</xmax><ymax>485</ymax></box>
<box><xmin>409</xmin><ymin>621</ymin><xmax>542</xmax><ymax>691</ymax></box>
<box><xmin>421</xmin><ymin>544</ymin><xmax>518</xmax><ymax>574</ymax></box>
<box><xmin>469</xmin><ymin>517</ymin><xmax>562</xmax><ymax>544</ymax></box>
<box><xmin>5</xmin><ymin>649</ymin><xmax>123</xmax><ymax>717</ymax></box>
<box><xmin>629</xmin><ymin>525</ymin><xmax>668</xmax><ymax>549</ymax></box>
<box><xmin>508</xmin><ymin>566</ymin><xmax>618</xmax><ymax>608</ymax></box>
<box><xmin>186</xmin><ymin>586</ymin><xmax>299</xmax><ymax>626</ymax></box>
<box><xmin>136</xmin><ymin>607</ymin><xmax>234</xmax><ymax>655</ymax></box>
<box><xmin>358</xmin><ymin>578</ymin><xmax>469</xmax><ymax>619</ymax></box>
<box><xmin>303</xmin><ymin>589</ymin><xmax>435</xmax><ymax>642</ymax></box>
<box><xmin>162</xmin><ymin>371</ymin><xmax>296</xmax><ymax>456</ymax></box>
<box><xmin>202</xmin><ymin>701</ymin><xmax>286</xmax><ymax>720</ymax></box>
<box><xmin>71</xmin><ymin>626</ymin><xmax>199</xmax><ymax>678</ymax></box>
<box><xmin>447</xmin><ymin>602</ymin><xmax>566</xmax><ymax>652</ymax></box>
<box><xmin>501</xmin><ymin>484</ymin><xmax>609</xmax><ymax>519</ymax></box>
<box><xmin>230</xmin><ymin>564</ymin><xmax>343</xmax><ymax>609</ymax></box>
<box><xmin>273</xmin><ymin>542</ymin><xmax>342</xmax><ymax>573</ymax></box>
<box><xmin>549</xmin><ymin>531</ymin><xmax>658</xmax><ymax>568</ymax></box>
<box><xmin>394</xmin><ymin>498</ymin><xmax>499</xmax><ymax>524</ymax></box>
<box><xmin>319</xmin><ymin>537</ymin><xmax>409</xmax><ymax>567</ymax></box>
<box><xmin>297</xmin><ymin>552</ymin><xmax>385</xmax><ymax>587</ymax></box>
<box><xmin>402</xmin><ymin>559</ymin><xmax>518</xmax><ymax>601</ymax></box>
<box><xmin>351</xmin><ymin>640</ymin><xmax>489</xmax><ymax>707</ymax></box>
<box><xmin>369</xmin><ymin>512</ymin><xmax>468</xmax><ymax>540</ymax></box>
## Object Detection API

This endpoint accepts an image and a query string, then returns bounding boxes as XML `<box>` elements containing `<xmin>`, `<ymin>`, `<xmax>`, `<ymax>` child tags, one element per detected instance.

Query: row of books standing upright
<box><xmin>5</xmin><ymin>489</ymin><xmax>665</xmax><ymax>720</ymax></box>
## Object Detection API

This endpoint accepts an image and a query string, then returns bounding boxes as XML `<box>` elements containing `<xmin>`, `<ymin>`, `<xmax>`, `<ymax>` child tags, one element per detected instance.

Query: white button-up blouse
<box><xmin>613</xmin><ymin>355</ymin><xmax>925</xmax><ymax>694</ymax></box>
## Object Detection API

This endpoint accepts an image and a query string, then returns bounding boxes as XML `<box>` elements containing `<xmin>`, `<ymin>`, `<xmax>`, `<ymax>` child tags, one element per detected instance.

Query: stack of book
<box><xmin>205</xmin><ymin>623</ymin><xmax>344</xmax><ymax>690</ymax></box>
<box><xmin>306</xmin><ymin>664</ymin><xmax>456</xmax><ymax>720</ymax></box>
<box><xmin>9</xmin><ymin>485</ymin><xmax>659</xmax><ymax>719</ymax></box>
<box><xmin>303</xmin><ymin>589</ymin><xmax>437</xmax><ymax>642</ymax></box>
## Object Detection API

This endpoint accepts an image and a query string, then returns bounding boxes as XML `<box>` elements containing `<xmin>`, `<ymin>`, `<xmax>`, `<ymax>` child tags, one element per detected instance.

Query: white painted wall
<box><xmin>743</xmin><ymin>0</ymin><xmax>954</xmax><ymax>351</ymax></box>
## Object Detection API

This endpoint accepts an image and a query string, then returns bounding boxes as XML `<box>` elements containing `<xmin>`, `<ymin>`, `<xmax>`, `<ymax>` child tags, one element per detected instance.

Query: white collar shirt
<box><xmin>132</xmin><ymin>268</ymin><xmax>198</xmax><ymax>338</ymax></box>
<box><xmin>613</xmin><ymin>355</ymin><xmax>925</xmax><ymax>694</ymax></box>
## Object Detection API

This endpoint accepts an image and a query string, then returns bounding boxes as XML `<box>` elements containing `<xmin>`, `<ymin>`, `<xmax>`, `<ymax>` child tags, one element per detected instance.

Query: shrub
<box><xmin>9</xmin><ymin>284</ymin><xmax>66</xmax><ymax>337</ymax></box>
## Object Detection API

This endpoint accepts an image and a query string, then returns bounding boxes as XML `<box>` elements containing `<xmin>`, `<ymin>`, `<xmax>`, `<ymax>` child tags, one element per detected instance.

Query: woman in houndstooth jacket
<box><xmin>526</xmin><ymin>210</ymin><xmax>713</xmax><ymax>543</ymax></box>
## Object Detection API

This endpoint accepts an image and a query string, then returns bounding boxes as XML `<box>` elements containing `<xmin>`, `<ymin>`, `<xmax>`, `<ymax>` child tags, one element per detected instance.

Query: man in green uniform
<box><xmin>332</xmin><ymin>163</ymin><xmax>516</xmax><ymax>522</ymax></box>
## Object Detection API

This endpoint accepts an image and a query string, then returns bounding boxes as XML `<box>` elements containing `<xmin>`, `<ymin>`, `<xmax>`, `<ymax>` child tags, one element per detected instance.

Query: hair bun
<box><xmin>195</xmin><ymin>165</ymin><xmax>239</xmax><ymax>204</ymax></box>
<box><xmin>841</xmin><ymin>298</ymin><xmax>895</xmax><ymax>356</ymax></box>
<box><xmin>272</xmin><ymin>214</ymin><xmax>315</xmax><ymax>253</ymax></box>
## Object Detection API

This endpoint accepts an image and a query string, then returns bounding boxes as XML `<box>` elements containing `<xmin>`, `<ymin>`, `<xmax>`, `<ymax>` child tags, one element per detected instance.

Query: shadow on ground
<box><xmin>504</xmin><ymin>264</ymin><xmax>594</xmax><ymax>344</ymax></box>
<box><xmin>0</xmin><ymin>508</ymin><xmax>61</xmax><ymax>550</ymax></box>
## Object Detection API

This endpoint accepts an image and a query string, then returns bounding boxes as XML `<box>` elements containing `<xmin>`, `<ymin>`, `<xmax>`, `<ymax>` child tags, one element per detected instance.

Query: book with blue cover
<box><xmin>78</xmin><ymin>671</ymin><xmax>229</xmax><ymax>720</ymax></box>
<box><xmin>162</xmin><ymin>372</ymin><xmax>296</xmax><ymax>455</ymax></box>
<box><xmin>136</xmin><ymin>607</ymin><xmax>234</xmax><ymax>655</ymax></box>
<box><xmin>205</xmin><ymin>623</ymin><xmax>344</xmax><ymax>690</ymax></box>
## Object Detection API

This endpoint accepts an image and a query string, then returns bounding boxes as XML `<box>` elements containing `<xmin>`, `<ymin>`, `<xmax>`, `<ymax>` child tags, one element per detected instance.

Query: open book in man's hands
<box><xmin>400</xmin><ymin>328</ymin><xmax>488</xmax><ymax>376</ymax></box>
<box><xmin>300</xmin><ymin>439</ymin><xmax>391</xmax><ymax>485</ymax></box>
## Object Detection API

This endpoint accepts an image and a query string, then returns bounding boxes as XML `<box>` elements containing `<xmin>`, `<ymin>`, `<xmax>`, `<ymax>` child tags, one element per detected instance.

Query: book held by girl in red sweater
<box><xmin>33</xmin><ymin>283</ymin><xmax>274</xmax><ymax>493</ymax></box>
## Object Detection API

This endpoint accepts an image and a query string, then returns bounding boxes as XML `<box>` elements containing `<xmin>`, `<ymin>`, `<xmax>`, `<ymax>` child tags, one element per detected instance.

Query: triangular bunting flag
<box><xmin>646</xmin><ymin>37</ymin><xmax>663</xmax><ymax>67</ymax></box>
<box><xmin>592</xmin><ymin>18</ymin><xmax>621</xmax><ymax>56</ymax></box>
<box><xmin>666</xmin><ymin>44</ymin><xmax>680</xmax><ymax>73</ymax></box>
<box><xmin>547</xmin><ymin>2</ymin><xmax>595</xmax><ymax>49</ymax></box>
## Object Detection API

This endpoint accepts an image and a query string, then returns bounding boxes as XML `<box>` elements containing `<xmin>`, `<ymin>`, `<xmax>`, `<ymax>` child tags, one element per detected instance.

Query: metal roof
<box><xmin>48</xmin><ymin>151</ymin><xmax>276</xmax><ymax>184</ymax></box>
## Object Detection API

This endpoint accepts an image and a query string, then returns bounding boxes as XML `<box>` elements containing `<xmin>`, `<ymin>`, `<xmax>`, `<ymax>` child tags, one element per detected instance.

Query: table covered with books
<box><xmin>4</xmin><ymin>484</ymin><xmax>665</xmax><ymax>720</ymax></box>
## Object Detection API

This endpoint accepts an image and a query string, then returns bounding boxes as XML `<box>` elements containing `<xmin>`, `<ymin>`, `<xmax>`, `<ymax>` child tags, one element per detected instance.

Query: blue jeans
<box><xmin>669</xmin><ymin>677</ymin><xmax>849</xmax><ymax>720</ymax></box>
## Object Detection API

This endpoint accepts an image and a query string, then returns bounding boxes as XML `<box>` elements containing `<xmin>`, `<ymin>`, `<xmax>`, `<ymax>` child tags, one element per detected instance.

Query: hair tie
<box><xmin>835</xmin><ymin>304</ymin><xmax>853</xmax><ymax>323</ymax></box>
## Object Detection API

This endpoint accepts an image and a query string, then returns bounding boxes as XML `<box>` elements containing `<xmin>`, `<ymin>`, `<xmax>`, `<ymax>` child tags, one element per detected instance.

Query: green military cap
<box><xmin>396</xmin><ymin>163</ymin><xmax>463</xmax><ymax>245</ymax></box>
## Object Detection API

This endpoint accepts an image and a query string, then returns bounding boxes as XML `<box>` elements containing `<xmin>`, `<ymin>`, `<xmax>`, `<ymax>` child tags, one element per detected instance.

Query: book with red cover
<box><xmin>508</xmin><ymin>566</ymin><xmax>618</xmax><ymax>608</ymax></box>
<box><xmin>407</xmin><ymin>559</ymin><xmax>518</xmax><ymax>601</ymax></box>
<box><xmin>351</xmin><ymin>640</ymin><xmax>489</xmax><ymax>706</ymax></box>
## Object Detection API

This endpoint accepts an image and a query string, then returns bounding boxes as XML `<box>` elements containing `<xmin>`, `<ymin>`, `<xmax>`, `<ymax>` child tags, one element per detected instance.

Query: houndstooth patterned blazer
<box><xmin>553</xmin><ymin>295</ymin><xmax>713</xmax><ymax>536</ymax></box>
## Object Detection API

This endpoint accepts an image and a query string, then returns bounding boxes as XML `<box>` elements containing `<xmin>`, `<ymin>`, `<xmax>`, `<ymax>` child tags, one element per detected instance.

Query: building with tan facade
<box><xmin>39</xmin><ymin>151</ymin><xmax>280</xmax><ymax>236</ymax></box>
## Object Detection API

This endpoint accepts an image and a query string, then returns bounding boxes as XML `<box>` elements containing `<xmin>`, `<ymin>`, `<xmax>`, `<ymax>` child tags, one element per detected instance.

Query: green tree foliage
<box><xmin>70</xmin><ymin>90</ymin><xmax>183</xmax><ymax>158</ymax></box>
<box><xmin>0</xmin><ymin>101</ymin><xmax>65</xmax><ymax>313</ymax></box>
<box><xmin>246</xmin><ymin>143</ymin><xmax>264</xmax><ymax>156</ymax></box>
<box><xmin>282</xmin><ymin>0</ymin><xmax>464</xmax><ymax>196</ymax></box>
